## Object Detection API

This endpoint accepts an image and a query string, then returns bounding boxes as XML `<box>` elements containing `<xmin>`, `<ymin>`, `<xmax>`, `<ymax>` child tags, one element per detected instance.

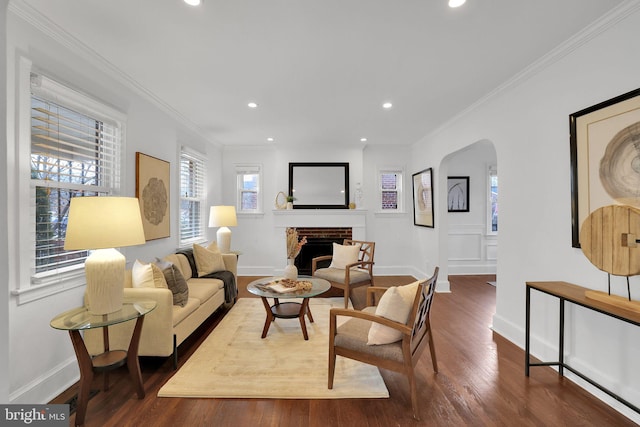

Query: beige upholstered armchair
<box><xmin>311</xmin><ymin>240</ymin><xmax>375</xmax><ymax>308</ymax></box>
<box><xmin>328</xmin><ymin>267</ymin><xmax>439</xmax><ymax>420</ymax></box>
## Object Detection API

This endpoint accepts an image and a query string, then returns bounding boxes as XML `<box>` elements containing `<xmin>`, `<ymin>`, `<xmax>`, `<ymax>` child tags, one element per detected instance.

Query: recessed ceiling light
<box><xmin>266</xmin><ymin>137</ymin><xmax>275</xmax><ymax>142</ymax></box>
<box><xmin>184</xmin><ymin>0</ymin><xmax>202</xmax><ymax>6</ymax></box>
<box><xmin>247</xmin><ymin>102</ymin><xmax>258</xmax><ymax>108</ymax></box>
<box><xmin>382</xmin><ymin>102</ymin><xmax>393</xmax><ymax>109</ymax></box>
<box><xmin>360</xmin><ymin>138</ymin><xmax>368</xmax><ymax>143</ymax></box>
<box><xmin>448</xmin><ymin>0</ymin><xmax>466</xmax><ymax>8</ymax></box>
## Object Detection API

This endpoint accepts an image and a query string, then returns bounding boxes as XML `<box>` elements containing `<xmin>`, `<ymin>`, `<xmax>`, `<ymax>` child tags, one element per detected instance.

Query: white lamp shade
<box><xmin>64</xmin><ymin>197</ymin><xmax>146</xmax><ymax>250</ymax></box>
<box><xmin>208</xmin><ymin>205</ymin><xmax>238</xmax><ymax>228</ymax></box>
<box><xmin>64</xmin><ymin>196</ymin><xmax>145</xmax><ymax>314</ymax></box>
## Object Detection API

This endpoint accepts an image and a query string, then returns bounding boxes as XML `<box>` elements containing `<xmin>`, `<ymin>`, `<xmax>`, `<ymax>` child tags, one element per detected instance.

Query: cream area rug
<box><xmin>158</xmin><ymin>297</ymin><xmax>389</xmax><ymax>399</ymax></box>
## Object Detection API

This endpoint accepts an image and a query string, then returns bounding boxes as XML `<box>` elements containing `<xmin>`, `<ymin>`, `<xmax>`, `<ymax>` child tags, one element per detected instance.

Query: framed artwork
<box><xmin>569</xmin><ymin>88</ymin><xmax>640</xmax><ymax>247</ymax></box>
<box><xmin>412</xmin><ymin>168</ymin><xmax>434</xmax><ymax>228</ymax></box>
<box><xmin>447</xmin><ymin>176</ymin><xmax>469</xmax><ymax>212</ymax></box>
<box><xmin>136</xmin><ymin>152</ymin><xmax>170</xmax><ymax>240</ymax></box>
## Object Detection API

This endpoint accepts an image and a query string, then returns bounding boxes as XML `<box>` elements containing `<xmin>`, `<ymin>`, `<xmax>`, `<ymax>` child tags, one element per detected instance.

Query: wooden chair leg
<box><xmin>343</xmin><ymin>286</ymin><xmax>350</xmax><ymax>309</ymax></box>
<box><xmin>428</xmin><ymin>328</ymin><xmax>438</xmax><ymax>373</ymax></box>
<box><xmin>407</xmin><ymin>369</ymin><xmax>419</xmax><ymax>420</ymax></box>
<box><xmin>328</xmin><ymin>348</ymin><xmax>336</xmax><ymax>389</ymax></box>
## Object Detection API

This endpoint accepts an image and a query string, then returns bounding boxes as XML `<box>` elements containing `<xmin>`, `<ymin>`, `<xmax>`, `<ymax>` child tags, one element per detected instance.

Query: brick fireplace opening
<box><xmin>294</xmin><ymin>227</ymin><xmax>352</xmax><ymax>275</ymax></box>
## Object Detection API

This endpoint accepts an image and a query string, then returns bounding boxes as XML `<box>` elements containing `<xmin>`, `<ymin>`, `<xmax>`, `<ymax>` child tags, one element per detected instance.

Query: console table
<box><xmin>525</xmin><ymin>281</ymin><xmax>640</xmax><ymax>414</ymax></box>
<box><xmin>50</xmin><ymin>300</ymin><xmax>156</xmax><ymax>426</ymax></box>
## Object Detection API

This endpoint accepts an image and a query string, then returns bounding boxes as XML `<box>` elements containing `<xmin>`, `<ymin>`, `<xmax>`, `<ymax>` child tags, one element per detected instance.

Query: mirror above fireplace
<box><xmin>288</xmin><ymin>162</ymin><xmax>349</xmax><ymax>209</ymax></box>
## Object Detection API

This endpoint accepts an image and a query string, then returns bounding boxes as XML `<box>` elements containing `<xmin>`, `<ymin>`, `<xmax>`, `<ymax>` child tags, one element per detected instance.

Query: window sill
<box><xmin>13</xmin><ymin>271</ymin><xmax>86</xmax><ymax>305</ymax></box>
<box><xmin>374</xmin><ymin>211</ymin><xmax>408</xmax><ymax>217</ymax></box>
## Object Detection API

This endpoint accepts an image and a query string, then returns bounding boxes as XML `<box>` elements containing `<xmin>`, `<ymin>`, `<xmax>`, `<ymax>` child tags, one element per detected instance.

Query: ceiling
<box><xmin>19</xmin><ymin>0</ymin><xmax>624</xmax><ymax>147</ymax></box>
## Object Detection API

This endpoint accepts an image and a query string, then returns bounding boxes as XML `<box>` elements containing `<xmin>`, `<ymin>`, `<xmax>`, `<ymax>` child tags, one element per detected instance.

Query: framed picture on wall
<box><xmin>447</xmin><ymin>176</ymin><xmax>469</xmax><ymax>212</ymax></box>
<box><xmin>412</xmin><ymin>168</ymin><xmax>434</xmax><ymax>227</ymax></box>
<box><xmin>136</xmin><ymin>152</ymin><xmax>170</xmax><ymax>240</ymax></box>
<box><xmin>569</xmin><ymin>87</ymin><xmax>640</xmax><ymax>247</ymax></box>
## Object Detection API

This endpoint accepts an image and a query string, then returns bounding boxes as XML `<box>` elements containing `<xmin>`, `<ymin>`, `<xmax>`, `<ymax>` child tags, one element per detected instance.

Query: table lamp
<box><xmin>209</xmin><ymin>205</ymin><xmax>237</xmax><ymax>254</ymax></box>
<box><xmin>64</xmin><ymin>197</ymin><xmax>146</xmax><ymax>315</ymax></box>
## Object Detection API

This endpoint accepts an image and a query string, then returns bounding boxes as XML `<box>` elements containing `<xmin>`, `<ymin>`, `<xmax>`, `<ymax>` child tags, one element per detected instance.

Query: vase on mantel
<box><xmin>284</xmin><ymin>258</ymin><xmax>298</xmax><ymax>280</ymax></box>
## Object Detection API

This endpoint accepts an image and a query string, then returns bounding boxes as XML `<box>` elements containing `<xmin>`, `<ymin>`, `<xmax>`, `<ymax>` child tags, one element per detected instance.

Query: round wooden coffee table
<box><xmin>247</xmin><ymin>276</ymin><xmax>330</xmax><ymax>340</ymax></box>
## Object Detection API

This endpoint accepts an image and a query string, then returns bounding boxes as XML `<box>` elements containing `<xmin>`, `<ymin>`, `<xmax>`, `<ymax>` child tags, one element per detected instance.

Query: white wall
<box><xmin>4</xmin><ymin>9</ymin><xmax>222</xmax><ymax>403</ymax></box>
<box><xmin>412</xmin><ymin>4</ymin><xmax>640</xmax><ymax>421</ymax></box>
<box><xmin>1</xmin><ymin>0</ymin><xmax>11</xmax><ymax>405</ymax></box>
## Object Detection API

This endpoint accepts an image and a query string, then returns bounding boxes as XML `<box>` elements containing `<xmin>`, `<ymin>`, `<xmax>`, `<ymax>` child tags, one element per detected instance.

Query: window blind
<box><xmin>180</xmin><ymin>149</ymin><xmax>206</xmax><ymax>244</ymax></box>
<box><xmin>30</xmin><ymin>93</ymin><xmax>120</xmax><ymax>279</ymax></box>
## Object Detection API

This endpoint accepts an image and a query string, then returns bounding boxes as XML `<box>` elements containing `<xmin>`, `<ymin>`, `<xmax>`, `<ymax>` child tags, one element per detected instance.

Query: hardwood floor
<box><xmin>51</xmin><ymin>275</ymin><xmax>638</xmax><ymax>426</ymax></box>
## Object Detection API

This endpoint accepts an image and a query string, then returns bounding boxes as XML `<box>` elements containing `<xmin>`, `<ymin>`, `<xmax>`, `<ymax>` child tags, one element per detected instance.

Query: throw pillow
<box><xmin>132</xmin><ymin>259</ymin><xmax>155</xmax><ymax>288</ymax></box>
<box><xmin>193</xmin><ymin>243</ymin><xmax>226</xmax><ymax>277</ymax></box>
<box><xmin>329</xmin><ymin>243</ymin><xmax>361</xmax><ymax>269</ymax></box>
<box><xmin>367</xmin><ymin>280</ymin><xmax>420</xmax><ymax>345</ymax></box>
<box><xmin>132</xmin><ymin>259</ymin><xmax>168</xmax><ymax>289</ymax></box>
<box><xmin>156</xmin><ymin>258</ymin><xmax>189</xmax><ymax>307</ymax></box>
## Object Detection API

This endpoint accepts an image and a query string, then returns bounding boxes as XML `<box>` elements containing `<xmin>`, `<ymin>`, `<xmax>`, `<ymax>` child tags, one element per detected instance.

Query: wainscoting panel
<box><xmin>448</xmin><ymin>225</ymin><xmax>497</xmax><ymax>275</ymax></box>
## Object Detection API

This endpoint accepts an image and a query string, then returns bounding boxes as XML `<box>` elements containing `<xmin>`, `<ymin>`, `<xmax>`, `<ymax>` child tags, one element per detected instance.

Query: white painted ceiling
<box><xmin>19</xmin><ymin>0</ymin><xmax>624</xmax><ymax>147</ymax></box>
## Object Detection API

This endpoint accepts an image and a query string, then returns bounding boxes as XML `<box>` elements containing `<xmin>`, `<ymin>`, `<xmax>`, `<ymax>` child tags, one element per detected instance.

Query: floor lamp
<box><xmin>64</xmin><ymin>197</ymin><xmax>146</xmax><ymax>315</ymax></box>
<box><xmin>209</xmin><ymin>205</ymin><xmax>237</xmax><ymax>254</ymax></box>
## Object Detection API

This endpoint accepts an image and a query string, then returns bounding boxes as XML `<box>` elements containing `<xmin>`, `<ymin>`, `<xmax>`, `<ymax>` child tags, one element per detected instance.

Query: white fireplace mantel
<box><xmin>273</xmin><ymin>209</ymin><xmax>367</xmax><ymax>240</ymax></box>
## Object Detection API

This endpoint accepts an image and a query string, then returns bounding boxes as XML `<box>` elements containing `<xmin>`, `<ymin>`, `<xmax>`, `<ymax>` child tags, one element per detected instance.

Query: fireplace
<box><xmin>294</xmin><ymin>227</ymin><xmax>352</xmax><ymax>275</ymax></box>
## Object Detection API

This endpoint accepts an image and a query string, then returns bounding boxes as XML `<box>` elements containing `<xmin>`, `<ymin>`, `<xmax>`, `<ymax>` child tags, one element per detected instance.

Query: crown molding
<box><xmin>8</xmin><ymin>0</ymin><xmax>221</xmax><ymax>147</ymax></box>
<box><xmin>423</xmin><ymin>0</ymin><xmax>640</xmax><ymax>141</ymax></box>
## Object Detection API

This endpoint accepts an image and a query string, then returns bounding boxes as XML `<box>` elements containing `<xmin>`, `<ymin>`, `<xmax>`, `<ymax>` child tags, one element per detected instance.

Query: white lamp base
<box><xmin>217</xmin><ymin>226</ymin><xmax>232</xmax><ymax>254</ymax></box>
<box><xmin>85</xmin><ymin>248</ymin><xmax>125</xmax><ymax>315</ymax></box>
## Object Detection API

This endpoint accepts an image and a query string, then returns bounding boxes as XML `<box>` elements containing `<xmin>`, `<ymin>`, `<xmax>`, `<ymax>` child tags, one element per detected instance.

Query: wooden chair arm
<box><xmin>345</xmin><ymin>261</ymin><xmax>374</xmax><ymax>275</ymax></box>
<box><xmin>311</xmin><ymin>255</ymin><xmax>333</xmax><ymax>274</ymax></box>
<box><xmin>329</xmin><ymin>308</ymin><xmax>412</xmax><ymax>336</ymax></box>
<box><xmin>366</xmin><ymin>286</ymin><xmax>389</xmax><ymax>307</ymax></box>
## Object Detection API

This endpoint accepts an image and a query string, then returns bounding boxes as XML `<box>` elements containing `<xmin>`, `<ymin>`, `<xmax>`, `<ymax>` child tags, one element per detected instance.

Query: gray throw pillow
<box><xmin>155</xmin><ymin>258</ymin><xmax>189</xmax><ymax>307</ymax></box>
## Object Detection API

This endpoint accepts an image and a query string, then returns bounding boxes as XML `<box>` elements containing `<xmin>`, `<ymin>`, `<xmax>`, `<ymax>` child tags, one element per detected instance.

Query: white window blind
<box><xmin>180</xmin><ymin>148</ymin><xmax>206</xmax><ymax>245</ymax></box>
<box><xmin>30</xmin><ymin>74</ymin><xmax>122</xmax><ymax>282</ymax></box>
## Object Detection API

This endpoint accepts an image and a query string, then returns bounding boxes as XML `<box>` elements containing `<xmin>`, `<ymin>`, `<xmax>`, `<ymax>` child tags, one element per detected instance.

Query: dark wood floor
<box><xmin>51</xmin><ymin>275</ymin><xmax>638</xmax><ymax>426</ymax></box>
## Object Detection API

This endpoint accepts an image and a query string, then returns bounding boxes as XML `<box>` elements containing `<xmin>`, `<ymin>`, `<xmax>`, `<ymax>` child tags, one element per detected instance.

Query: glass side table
<box><xmin>50</xmin><ymin>300</ymin><xmax>156</xmax><ymax>427</ymax></box>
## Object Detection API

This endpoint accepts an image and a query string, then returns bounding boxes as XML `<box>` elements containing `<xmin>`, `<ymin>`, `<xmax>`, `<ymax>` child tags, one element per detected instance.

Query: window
<box><xmin>180</xmin><ymin>148</ymin><xmax>206</xmax><ymax>246</ymax></box>
<box><xmin>488</xmin><ymin>166</ymin><xmax>498</xmax><ymax>234</ymax></box>
<box><xmin>236</xmin><ymin>164</ymin><xmax>262</xmax><ymax>213</ymax></box>
<box><xmin>27</xmin><ymin>70</ymin><xmax>124</xmax><ymax>289</ymax></box>
<box><xmin>378</xmin><ymin>169</ymin><xmax>403</xmax><ymax>212</ymax></box>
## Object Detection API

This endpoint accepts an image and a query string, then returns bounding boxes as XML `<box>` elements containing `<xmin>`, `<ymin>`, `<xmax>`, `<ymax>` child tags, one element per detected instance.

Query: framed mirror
<box><xmin>288</xmin><ymin>162</ymin><xmax>349</xmax><ymax>209</ymax></box>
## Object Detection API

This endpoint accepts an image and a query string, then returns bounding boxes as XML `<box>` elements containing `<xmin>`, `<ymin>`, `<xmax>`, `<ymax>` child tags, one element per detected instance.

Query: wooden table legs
<box><xmin>68</xmin><ymin>315</ymin><xmax>146</xmax><ymax>426</ymax></box>
<box><xmin>259</xmin><ymin>297</ymin><xmax>314</xmax><ymax>340</ymax></box>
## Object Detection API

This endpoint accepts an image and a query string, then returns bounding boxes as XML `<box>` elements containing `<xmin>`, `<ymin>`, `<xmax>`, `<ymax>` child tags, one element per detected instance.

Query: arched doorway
<box><xmin>439</xmin><ymin>140</ymin><xmax>498</xmax><ymax>281</ymax></box>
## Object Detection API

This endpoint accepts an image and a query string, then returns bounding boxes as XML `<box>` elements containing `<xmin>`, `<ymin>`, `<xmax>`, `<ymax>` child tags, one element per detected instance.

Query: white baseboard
<box><xmin>491</xmin><ymin>313</ymin><xmax>640</xmax><ymax>424</ymax></box>
<box><xmin>10</xmin><ymin>357</ymin><xmax>78</xmax><ymax>404</ymax></box>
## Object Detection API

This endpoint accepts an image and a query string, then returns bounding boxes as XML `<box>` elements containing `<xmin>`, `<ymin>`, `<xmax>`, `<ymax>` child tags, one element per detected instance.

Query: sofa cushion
<box><xmin>163</xmin><ymin>253</ymin><xmax>193</xmax><ymax>279</ymax></box>
<box><xmin>193</xmin><ymin>243</ymin><xmax>226</xmax><ymax>277</ymax></box>
<box><xmin>171</xmin><ymin>297</ymin><xmax>200</xmax><ymax>327</ymax></box>
<box><xmin>187</xmin><ymin>277</ymin><xmax>223</xmax><ymax>304</ymax></box>
<box><xmin>156</xmin><ymin>259</ymin><xmax>190</xmax><ymax>307</ymax></box>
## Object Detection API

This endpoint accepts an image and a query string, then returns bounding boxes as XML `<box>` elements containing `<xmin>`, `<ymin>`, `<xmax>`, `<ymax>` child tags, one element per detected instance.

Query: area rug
<box><xmin>158</xmin><ymin>297</ymin><xmax>389</xmax><ymax>399</ymax></box>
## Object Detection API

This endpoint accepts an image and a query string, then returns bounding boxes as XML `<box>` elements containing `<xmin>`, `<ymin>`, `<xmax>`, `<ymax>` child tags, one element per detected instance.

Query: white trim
<box><xmin>423</xmin><ymin>0</ymin><xmax>640</xmax><ymax>140</ymax></box>
<box><xmin>8</xmin><ymin>0</ymin><xmax>219</xmax><ymax>147</ymax></box>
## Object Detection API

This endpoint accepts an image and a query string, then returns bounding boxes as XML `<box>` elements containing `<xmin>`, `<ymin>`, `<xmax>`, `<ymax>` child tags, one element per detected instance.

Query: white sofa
<box><xmin>84</xmin><ymin>251</ymin><xmax>237</xmax><ymax>368</ymax></box>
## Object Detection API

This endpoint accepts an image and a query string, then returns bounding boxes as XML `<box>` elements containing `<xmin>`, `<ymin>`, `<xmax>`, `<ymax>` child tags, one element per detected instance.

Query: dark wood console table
<box><xmin>525</xmin><ymin>281</ymin><xmax>640</xmax><ymax>414</ymax></box>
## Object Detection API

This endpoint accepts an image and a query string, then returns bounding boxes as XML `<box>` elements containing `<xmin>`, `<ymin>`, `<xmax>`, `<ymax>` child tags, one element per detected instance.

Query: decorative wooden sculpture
<box><xmin>580</xmin><ymin>204</ymin><xmax>640</xmax><ymax>312</ymax></box>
